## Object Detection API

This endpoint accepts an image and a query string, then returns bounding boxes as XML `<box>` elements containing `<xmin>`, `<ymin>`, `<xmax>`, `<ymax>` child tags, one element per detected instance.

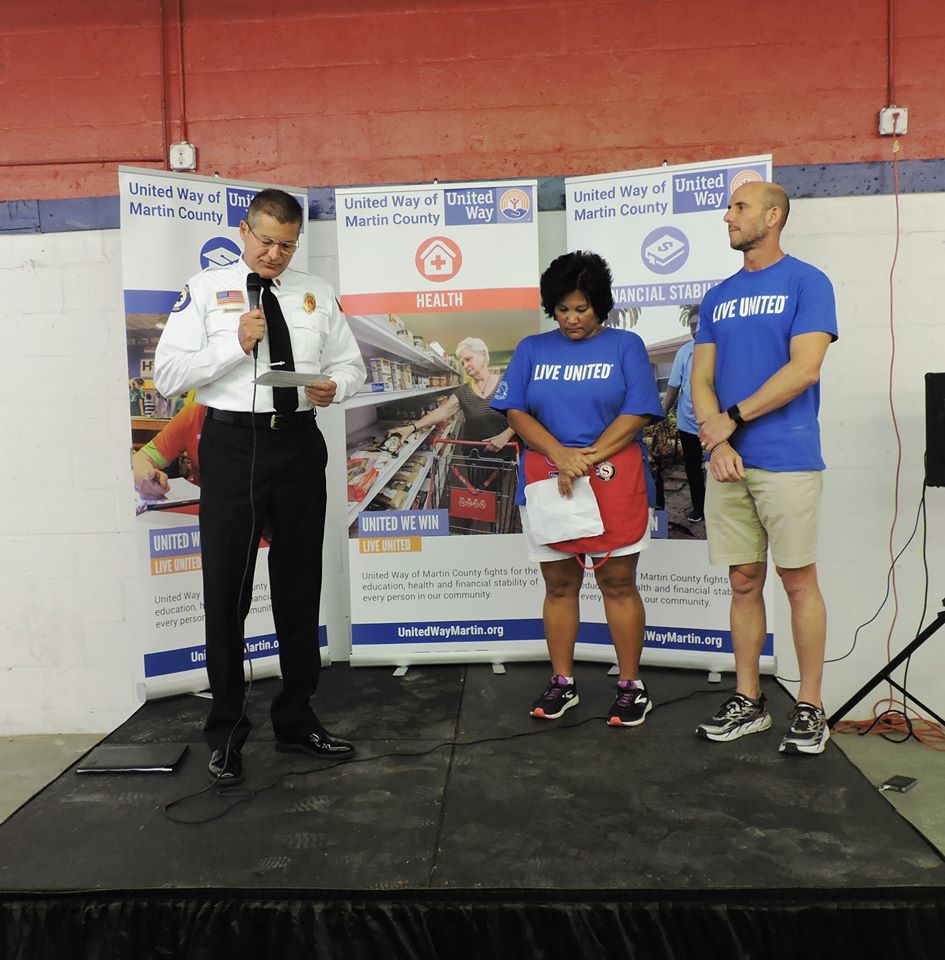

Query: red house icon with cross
<box><xmin>416</xmin><ymin>237</ymin><xmax>462</xmax><ymax>282</ymax></box>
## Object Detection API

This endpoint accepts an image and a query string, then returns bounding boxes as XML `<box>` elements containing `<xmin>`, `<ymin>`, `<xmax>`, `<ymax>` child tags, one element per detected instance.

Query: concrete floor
<box><xmin>832</xmin><ymin>732</ymin><xmax>945</xmax><ymax>854</ymax></box>
<box><xmin>0</xmin><ymin>734</ymin><xmax>102</xmax><ymax>823</ymax></box>
<box><xmin>1</xmin><ymin>729</ymin><xmax>943</xmax><ymax>857</ymax></box>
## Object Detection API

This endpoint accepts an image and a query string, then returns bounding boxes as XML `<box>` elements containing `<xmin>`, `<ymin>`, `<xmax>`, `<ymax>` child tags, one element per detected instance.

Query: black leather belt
<box><xmin>206</xmin><ymin>407</ymin><xmax>315</xmax><ymax>431</ymax></box>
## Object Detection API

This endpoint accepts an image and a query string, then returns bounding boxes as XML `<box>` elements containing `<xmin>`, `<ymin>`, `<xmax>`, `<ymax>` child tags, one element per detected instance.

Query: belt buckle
<box><xmin>270</xmin><ymin>414</ymin><xmax>281</xmax><ymax>431</ymax></box>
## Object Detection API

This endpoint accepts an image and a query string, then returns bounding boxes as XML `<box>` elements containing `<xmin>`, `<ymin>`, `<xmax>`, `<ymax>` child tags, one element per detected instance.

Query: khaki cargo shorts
<box><xmin>705</xmin><ymin>469</ymin><xmax>823</xmax><ymax>569</ymax></box>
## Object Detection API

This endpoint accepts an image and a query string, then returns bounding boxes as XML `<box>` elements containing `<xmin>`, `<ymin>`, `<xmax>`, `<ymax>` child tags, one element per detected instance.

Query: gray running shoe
<box><xmin>696</xmin><ymin>692</ymin><xmax>772</xmax><ymax>741</ymax></box>
<box><xmin>779</xmin><ymin>702</ymin><xmax>830</xmax><ymax>755</ymax></box>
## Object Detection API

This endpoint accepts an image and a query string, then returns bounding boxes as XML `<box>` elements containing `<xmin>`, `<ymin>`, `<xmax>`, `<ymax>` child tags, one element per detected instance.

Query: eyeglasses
<box><xmin>246</xmin><ymin>222</ymin><xmax>300</xmax><ymax>255</ymax></box>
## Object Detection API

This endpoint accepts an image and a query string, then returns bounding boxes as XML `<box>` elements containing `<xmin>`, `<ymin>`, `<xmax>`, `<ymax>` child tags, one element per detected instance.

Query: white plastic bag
<box><xmin>523</xmin><ymin>476</ymin><xmax>603</xmax><ymax>545</ymax></box>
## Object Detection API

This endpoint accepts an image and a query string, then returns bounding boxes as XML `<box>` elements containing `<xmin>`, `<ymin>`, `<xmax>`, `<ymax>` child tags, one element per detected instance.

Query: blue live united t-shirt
<box><xmin>491</xmin><ymin>326</ymin><xmax>663</xmax><ymax>503</ymax></box>
<box><xmin>696</xmin><ymin>254</ymin><xmax>838</xmax><ymax>471</ymax></box>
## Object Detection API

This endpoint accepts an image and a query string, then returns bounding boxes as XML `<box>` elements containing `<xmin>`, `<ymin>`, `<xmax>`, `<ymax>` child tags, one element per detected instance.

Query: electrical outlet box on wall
<box><xmin>879</xmin><ymin>107</ymin><xmax>909</xmax><ymax>136</ymax></box>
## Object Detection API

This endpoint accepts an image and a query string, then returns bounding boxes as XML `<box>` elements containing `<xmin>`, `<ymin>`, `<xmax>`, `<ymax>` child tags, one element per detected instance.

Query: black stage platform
<box><xmin>2</xmin><ymin>664</ymin><xmax>944</xmax><ymax>959</ymax></box>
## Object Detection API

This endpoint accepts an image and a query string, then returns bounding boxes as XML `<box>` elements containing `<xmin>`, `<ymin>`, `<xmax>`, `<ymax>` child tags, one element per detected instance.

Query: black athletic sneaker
<box><xmin>606</xmin><ymin>680</ymin><xmax>652</xmax><ymax>727</ymax></box>
<box><xmin>687</xmin><ymin>510</ymin><xmax>704</xmax><ymax>523</ymax></box>
<box><xmin>530</xmin><ymin>675</ymin><xmax>579</xmax><ymax>719</ymax></box>
<box><xmin>696</xmin><ymin>692</ymin><xmax>772</xmax><ymax>741</ymax></box>
<box><xmin>779</xmin><ymin>701</ymin><xmax>829</xmax><ymax>755</ymax></box>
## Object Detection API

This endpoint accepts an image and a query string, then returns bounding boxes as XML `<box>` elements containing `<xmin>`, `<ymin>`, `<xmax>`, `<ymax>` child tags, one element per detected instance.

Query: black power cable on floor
<box><xmin>163</xmin><ymin>685</ymin><xmax>723</xmax><ymax>825</ymax></box>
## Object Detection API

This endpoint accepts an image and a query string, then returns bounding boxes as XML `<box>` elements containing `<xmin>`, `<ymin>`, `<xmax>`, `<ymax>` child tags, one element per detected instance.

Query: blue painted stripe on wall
<box><xmin>4</xmin><ymin>159</ymin><xmax>944</xmax><ymax>234</ymax></box>
<box><xmin>0</xmin><ymin>199</ymin><xmax>40</xmax><ymax>233</ymax></box>
<box><xmin>37</xmin><ymin>195</ymin><xmax>121</xmax><ymax>234</ymax></box>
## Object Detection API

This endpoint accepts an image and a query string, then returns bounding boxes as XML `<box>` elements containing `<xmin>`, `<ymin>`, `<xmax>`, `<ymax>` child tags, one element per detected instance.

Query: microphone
<box><xmin>246</xmin><ymin>272</ymin><xmax>262</xmax><ymax>358</ymax></box>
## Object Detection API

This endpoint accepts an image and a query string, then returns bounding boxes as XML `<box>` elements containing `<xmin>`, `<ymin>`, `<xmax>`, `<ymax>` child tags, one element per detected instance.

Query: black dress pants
<box><xmin>678</xmin><ymin>429</ymin><xmax>706</xmax><ymax>516</ymax></box>
<box><xmin>198</xmin><ymin>415</ymin><xmax>328</xmax><ymax>751</ymax></box>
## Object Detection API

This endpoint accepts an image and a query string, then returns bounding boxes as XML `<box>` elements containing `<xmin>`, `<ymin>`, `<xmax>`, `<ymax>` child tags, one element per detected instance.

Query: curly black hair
<box><xmin>539</xmin><ymin>251</ymin><xmax>615</xmax><ymax>324</ymax></box>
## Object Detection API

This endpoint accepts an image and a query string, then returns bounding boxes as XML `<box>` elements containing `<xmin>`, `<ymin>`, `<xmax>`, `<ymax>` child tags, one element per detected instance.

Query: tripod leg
<box><xmin>827</xmin><ymin>609</ymin><xmax>945</xmax><ymax>727</ymax></box>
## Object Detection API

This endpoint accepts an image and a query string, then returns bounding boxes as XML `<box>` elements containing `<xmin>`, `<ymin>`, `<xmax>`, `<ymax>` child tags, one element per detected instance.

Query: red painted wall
<box><xmin>2</xmin><ymin>0</ymin><xmax>942</xmax><ymax>201</ymax></box>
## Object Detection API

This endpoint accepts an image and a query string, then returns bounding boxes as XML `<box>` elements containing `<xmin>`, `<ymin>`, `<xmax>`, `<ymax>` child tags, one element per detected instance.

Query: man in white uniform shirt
<box><xmin>155</xmin><ymin>189</ymin><xmax>366</xmax><ymax>784</ymax></box>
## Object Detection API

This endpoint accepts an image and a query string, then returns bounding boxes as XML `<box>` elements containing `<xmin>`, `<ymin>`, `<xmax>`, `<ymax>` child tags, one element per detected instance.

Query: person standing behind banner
<box><xmin>154</xmin><ymin>188</ymin><xmax>366</xmax><ymax>786</ymax></box>
<box><xmin>691</xmin><ymin>181</ymin><xmax>837</xmax><ymax>756</ymax></box>
<box><xmin>492</xmin><ymin>251</ymin><xmax>663</xmax><ymax>728</ymax></box>
<box><xmin>663</xmin><ymin>304</ymin><xmax>705</xmax><ymax>524</ymax></box>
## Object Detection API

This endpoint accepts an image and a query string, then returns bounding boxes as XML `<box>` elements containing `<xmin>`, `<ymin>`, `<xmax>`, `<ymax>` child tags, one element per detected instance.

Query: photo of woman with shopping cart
<box><xmin>387</xmin><ymin>337</ymin><xmax>520</xmax><ymax>534</ymax></box>
<box><xmin>492</xmin><ymin>251</ymin><xmax>663</xmax><ymax>727</ymax></box>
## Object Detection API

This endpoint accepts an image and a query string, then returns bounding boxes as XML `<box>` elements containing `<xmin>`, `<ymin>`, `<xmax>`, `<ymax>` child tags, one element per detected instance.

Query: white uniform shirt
<box><xmin>154</xmin><ymin>257</ymin><xmax>366</xmax><ymax>412</ymax></box>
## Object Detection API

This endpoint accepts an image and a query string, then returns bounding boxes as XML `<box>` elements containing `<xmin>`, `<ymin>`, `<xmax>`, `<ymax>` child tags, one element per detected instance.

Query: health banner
<box><xmin>566</xmin><ymin>155</ymin><xmax>775</xmax><ymax>670</ymax></box>
<box><xmin>336</xmin><ymin>179</ymin><xmax>546</xmax><ymax>666</ymax></box>
<box><xmin>337</xmin><ymin>181</ymin><xmax>538</xmax><ymax>313</ymax></box>
<box><xmin>118</xmin><ymin>167</ymin><xmax>326</xmax><ymax>698</ymax></box>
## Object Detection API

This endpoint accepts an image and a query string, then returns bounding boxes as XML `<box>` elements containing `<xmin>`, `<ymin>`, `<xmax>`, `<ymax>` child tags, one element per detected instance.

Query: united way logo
<box><xmin>729</xmin><ymin>167</ymin><xmax>764</xmax><ymax>192</ymax></box>
<box><xmin>416</xmin><ymin>237</ymin><xmax>462</xmax><ymax>282</ymax></box>
<box><xmin>226</xmin><ymin>187</ymin><xmax>258</xmax><ymax>227</ymax></box>
<box><xmin>641</xmin><ymin>227</ymin><xmax>689</xmax><ymax>275</ymax></box>
<box><xmin>200</xmin><ymin>237</ymin><xmax>241</xmax><ymax>270</ymax></box>
<box><xmin>498</xmin><ymin>188</ymin><xmax>531</xmax><ymax>222</ymax></box>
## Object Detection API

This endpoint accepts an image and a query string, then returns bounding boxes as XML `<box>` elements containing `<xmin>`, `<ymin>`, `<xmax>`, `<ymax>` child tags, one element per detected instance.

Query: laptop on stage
<box><xmin>75</xmin><ymin>743</ymin><xmax>189</xmax><ymax>774</ymax></box>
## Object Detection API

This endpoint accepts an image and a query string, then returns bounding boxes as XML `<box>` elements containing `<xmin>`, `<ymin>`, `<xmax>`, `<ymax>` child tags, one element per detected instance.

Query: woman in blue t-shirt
<box><xmin>492</xmin><ymin>252</ymin><xmax>663</xmax><ymax>727</ymax></box>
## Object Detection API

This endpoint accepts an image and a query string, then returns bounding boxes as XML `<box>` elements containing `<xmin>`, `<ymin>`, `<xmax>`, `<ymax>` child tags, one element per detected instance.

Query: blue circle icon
<box><xmin>199</xmin><ymin>236</ymin><xmax>242</xmax><ymax>270</ymax></box>
<box><xmin>640</xmin><ymin>227</ymin><xmax>689</xmax><ymax>275</ymax></box>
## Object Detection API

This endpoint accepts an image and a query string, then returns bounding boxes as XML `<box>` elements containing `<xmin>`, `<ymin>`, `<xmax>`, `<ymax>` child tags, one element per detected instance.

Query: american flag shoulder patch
<box><xmin>216</xmin><ymin>290</ymin><xmax>245</xmax><ymax>305</ymax></box>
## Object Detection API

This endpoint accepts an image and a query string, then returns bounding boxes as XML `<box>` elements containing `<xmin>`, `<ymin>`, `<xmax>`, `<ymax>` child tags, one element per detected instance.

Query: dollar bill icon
<box><xmin>643</xmin><ymin>233</ymin><xmax>686</xmax><ymax>269</ymax></box>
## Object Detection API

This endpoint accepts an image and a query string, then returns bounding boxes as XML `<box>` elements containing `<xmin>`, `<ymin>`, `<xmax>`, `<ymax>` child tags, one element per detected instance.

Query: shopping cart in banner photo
<box><xmin>432</xmin><ymin>438</ymin><xmax>521</xmax><ymax>535</ymax></box>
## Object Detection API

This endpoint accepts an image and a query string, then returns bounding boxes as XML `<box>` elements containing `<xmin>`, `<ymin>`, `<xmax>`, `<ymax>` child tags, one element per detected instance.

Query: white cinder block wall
<box><xmin>1</xmin><ymin>195</ymin><xmax>943</xmax><ymax>734</ymax></box>
<box><xmin>783</xmin><ymin>194</ymin><xmax>945</xmax><ymax>720</ymax></box>
<box><xmin>1</xmin><ymin>229</ymin><xmax>142</xmax><ymax>733</ymax></box>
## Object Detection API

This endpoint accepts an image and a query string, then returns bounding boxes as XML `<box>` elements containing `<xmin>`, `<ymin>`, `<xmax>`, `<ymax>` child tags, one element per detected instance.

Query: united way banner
<box><xmin>567</xmin><ymin>155</ymin><xmax>776</xmax><ymax>671</ymax></box>
<box><xmin>118</xmin><ymin>167</ymin><xmax>323</xmax><ymax>698</ymax></box>
<box><xmin>567</xmin><ymin>155</ymin><xmax>771</xmax><ymax>342</ymax></box>
<box><xmin>337</xmin><ymin>180</ymin><xmax>538</xmax><ymax>314</ymax></box>
<box><xmin>336</xmin><ymin>179</ymin><xmax>546</xmax><ymax>666</ymax></box>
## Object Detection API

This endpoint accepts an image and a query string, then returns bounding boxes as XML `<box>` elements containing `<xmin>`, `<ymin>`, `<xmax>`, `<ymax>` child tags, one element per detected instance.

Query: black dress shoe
<box><xmin>207</xmin><ymin>748</ymin><xmax>244</xmax><ymax>784</ymax></box>
<box><xmin>275</xmin><ymin>730</ymin><xmax>355</xmax><ymax>757</ymax></box>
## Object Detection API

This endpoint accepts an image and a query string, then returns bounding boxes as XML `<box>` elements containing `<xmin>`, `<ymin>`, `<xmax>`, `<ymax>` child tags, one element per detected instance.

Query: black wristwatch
<box><xmin>726</xmin><ymin>403</ymin><xmax>745</xmax><ymax>426</ymax></box>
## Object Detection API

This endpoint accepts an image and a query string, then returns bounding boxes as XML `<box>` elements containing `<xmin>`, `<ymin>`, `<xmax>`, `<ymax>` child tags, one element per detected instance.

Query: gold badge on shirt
<box><xmin>303</xmin><ymin>292</ymin><xmax>317</xmax><ymax>313</ymax></box>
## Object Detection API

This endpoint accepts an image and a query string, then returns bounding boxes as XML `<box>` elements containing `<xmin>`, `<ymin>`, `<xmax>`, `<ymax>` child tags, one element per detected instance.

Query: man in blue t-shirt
<box><xmin>691</xmin><ymin>181</ymin><xmax>838</xmax><ymax>756</ymax></box>
<box><xmin>663</xmin><ymin>305</ymin><xmax>704</xmax><ymax>523</ymax></box>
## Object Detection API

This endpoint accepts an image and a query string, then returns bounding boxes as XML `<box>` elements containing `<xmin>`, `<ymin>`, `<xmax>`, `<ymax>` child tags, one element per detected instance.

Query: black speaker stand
<box><xmin>828</xmin><ymin>602</ymin><xmax>945</xmax><ymax>728</ymax></box>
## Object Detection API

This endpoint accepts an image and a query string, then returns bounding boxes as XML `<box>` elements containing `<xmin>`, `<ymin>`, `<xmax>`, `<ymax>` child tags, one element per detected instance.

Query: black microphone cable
<box><xmin>211</xmin><ymin>276</ymin><xmax>267</xmax><ymax>789</ymax></box>
<box><xmin>174</xmin><ymin>274</ymin><xmax>265</xmax><ymax>800</ymax></box>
